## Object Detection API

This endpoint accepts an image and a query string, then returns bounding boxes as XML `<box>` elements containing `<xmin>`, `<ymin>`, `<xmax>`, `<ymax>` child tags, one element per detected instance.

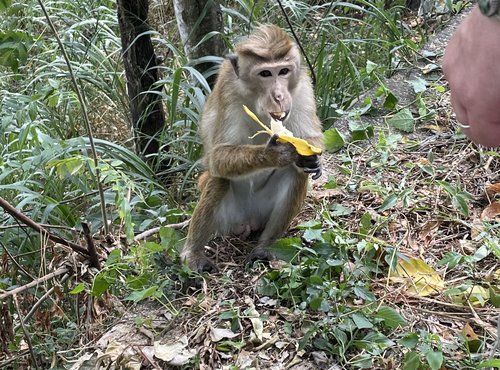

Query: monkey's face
<box><xmin>246</xmin><ymin>61</ymin><xmax>299</xmax><ymax>123</ymax></box>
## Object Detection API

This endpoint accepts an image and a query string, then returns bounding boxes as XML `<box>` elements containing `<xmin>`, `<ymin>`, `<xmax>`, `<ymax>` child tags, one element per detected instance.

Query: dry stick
<box><xmin>13</xmin><ymin>295</ymin><xmax>39</xmax><ymax>370</ymax></box>
<box><xmin>81</xmin><ymin>222</ymin><xmax>100</xmax><ymax>269</ymax></box>
<box><xmin>14</xmin><ymin>273</ymin><xmax>72</xmax><ymax>331</ymax></box>
<box><xmin>36</xmin><ymin>0</ymin><xmax>109</xmax><ymax>235</ymax></box>
<box><xmin>0</xmin><ymin>197</ymin><xmax>89</xmax><ymax>257</ymax></box>
<box><xmin>133</xmin><ymin>219</ymin><xmax>190</xmax><ymax>241</ymax></box>
<box><xmin>0</xmin><ymin>266</ymin><xmax>69</xmax><ymax>301</ymax></box>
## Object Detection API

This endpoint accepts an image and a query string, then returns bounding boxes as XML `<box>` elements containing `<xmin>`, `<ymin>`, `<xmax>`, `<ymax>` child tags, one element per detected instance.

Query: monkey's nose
<box><xmin>273</xmin><ymin>92</ymin><xmax>283</xmax><ymax>102</ymax></box>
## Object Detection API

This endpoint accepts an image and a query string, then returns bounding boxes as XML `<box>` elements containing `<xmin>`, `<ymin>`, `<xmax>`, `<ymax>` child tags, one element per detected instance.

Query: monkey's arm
<box><xmin>209</xmin><ymin>141</ymin><xmax>297</xmax><ymax>178</ymax></box>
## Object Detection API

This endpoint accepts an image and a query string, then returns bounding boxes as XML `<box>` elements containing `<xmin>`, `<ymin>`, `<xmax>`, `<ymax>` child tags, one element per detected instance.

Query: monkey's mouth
<box><xmin>269</xmin><ymin>111</ymin><xmax>289</xmax><ymax>122</ymax></box>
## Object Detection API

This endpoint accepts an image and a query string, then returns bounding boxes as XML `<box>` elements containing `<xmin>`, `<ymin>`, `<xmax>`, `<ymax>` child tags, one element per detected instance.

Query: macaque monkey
<box><xmin>181</xmin><ymin>25</ymin><xmax>324</xmax><ymax>272</ymax></box>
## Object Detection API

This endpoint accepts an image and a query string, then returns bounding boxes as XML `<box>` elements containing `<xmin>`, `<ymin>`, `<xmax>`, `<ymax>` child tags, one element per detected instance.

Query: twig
<box><xmin>13</xmin><ymin>295</ymin><xmax>39</xmax><ymax>370</ymax></box>
<box><xmin>82</xmin><ymin>222</ymin><xmax>100</xmax><ymax>269</ymax></box>
<box><xmin>276</xmin><ymin>0</ymin><xmax>316</xmax><ymax>86</ymax></box>
<box><xmin>133</xmin><ymin>219</ymin><xmax>190</xmax><ymax>241</ymax></box>
<box><xmin>0</xmin><ymin>241</ymin><xmax>35</xmax><ymax>280</ymax></box>
<box><xmin>0</xmin><ymin>197</ymin><xmax>89</xmax><ymax>256</ymax></box>
<box><xmin>36</xmin><ymin>0</ymin><xmax>109</xmax><ymax>235</ymax></box>
<box><xmin>0</xmin><ymin>266</ymin><xmax>69</xmax><ymax>301</ymax></box>
<box><xmin>14</xmin><ymin>273</ymin><xmax>72</xmax><ymax>331</ymax></box>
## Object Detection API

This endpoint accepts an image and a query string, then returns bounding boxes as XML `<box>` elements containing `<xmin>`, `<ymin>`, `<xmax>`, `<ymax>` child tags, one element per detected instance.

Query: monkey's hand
<box><xmin>296</xmin><ymin>154</ymin><xmax>322</xmax><ymax>180</ymax></box>
<box><xmin>266</xmin><ymin>134</ymin><xmax>299</xmax><ymax>167</ymax></box>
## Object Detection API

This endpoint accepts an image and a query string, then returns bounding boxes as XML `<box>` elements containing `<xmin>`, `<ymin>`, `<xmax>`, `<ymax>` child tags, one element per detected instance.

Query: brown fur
<box><xmin>181</xmin><ymin>25</ymin><xmax>324</xmax><ymax>272</ymax></box>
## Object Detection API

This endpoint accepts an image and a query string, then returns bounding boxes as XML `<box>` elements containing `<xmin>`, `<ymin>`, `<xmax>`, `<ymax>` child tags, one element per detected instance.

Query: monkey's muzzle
<box><xmin>270</xmin><ymin>111</ymin><xmax>289</xmax><ymax>122</ymax></box>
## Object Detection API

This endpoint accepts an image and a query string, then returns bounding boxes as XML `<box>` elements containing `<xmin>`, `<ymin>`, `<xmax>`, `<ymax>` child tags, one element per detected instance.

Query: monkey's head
<box><xmin>230</xmin><ymin>25</ymin><xmax>302</xmax><ymax>123</ymax></box>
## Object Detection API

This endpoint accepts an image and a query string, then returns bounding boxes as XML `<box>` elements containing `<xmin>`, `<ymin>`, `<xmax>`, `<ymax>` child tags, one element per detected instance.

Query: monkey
<box><xmin>180</xmin><ymin>24</ymin><xmax>324</xmax><ymax>273</ymax></box>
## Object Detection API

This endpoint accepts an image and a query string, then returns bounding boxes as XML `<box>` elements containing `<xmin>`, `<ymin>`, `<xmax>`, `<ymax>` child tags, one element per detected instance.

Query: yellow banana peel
<box><xmin>243</xmin><ymin>105</ymin><xmax>322</xmax><ymax>156</ymax></box>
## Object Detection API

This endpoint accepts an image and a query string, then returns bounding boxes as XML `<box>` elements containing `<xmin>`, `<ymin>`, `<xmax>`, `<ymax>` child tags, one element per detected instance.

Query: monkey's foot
<box><xmin>182</xmin><ymin>253</ymin><xmax>219</xmax><ymax>273</ymax></box>
<box><xmin>245</xmin><ymin>248</ymin><xmax>275</xmax><ymax>265</ymax></box>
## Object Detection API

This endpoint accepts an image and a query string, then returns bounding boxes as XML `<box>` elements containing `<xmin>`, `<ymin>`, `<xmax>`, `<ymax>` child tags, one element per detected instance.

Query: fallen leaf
<box><xmin>481</xmin><ymin>201</ymin><xmax>500</xmax><ymax>221</ymax></box>
<box><xmin>419</xmin><ymin>220</ymin><xmax>441</xmax><ymax>241</ymax></box>
<box><xmin>461</xmin><ymin>323</ymin><xmax>482</xmax><ymax>353</ymax></box>
<box><xmin>485</xmin><ymin>183</ymin><xmax>500</xmax><ymax>197</ymax></box>
<box><xmin>389</xmin><ymin>257</ymin><xmax>445</xmax><ymax>296</ymax></box>
<box><xmin>154</xmin><ymin>335</ymin><xmax>192</xmax><ymax>363</ymax></box>
<box><xmin>209</xmin><ymin>327</ymin><xmax>239</xmax><ymax>342</ymax></box>
<box><xmin>245</xmin><ymin>306</ymin><xmax>263</xmax><ymax>342</ymax></box>
<box><xmin>451</xmin><ymin>285</ymin><xmax>490</xmax><ymax>306</ymax></box>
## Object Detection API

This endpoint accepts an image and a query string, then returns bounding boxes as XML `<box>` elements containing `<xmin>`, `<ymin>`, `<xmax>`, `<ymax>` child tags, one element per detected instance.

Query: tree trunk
<box><xmin>173</xmin><ymin>0</ymin><xmax>224</xmax><ymax>87</ymax></box>
<box><xmin>117</xmin><ymin>0</ymin><xmax>168</xmax><ymax>173</ymax></box>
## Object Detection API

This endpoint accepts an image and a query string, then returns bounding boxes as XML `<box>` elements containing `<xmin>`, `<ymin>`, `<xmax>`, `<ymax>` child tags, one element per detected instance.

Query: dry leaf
<box><xmin>451</xmin><ymin>285</ymin><xmax>490</xmax><ymax>306</ymax></box>
<box><xmin>481</xmin><ymin>201</ymin><xmax>500</xmax><ymax>221</ymax></box>
<box><xmin>419</xmin><ymin>220</ymin><xmax>441</xmax><ymax>241</ymax></box>
<box><xmin>461</xmin><ymin>323</ymin><xmax>482</xmax><ymax>353</ymax></box>
<box><xmin>486</xmin><ymin>183</ymin><xmax>500</xmax><ymax>197</ymax></box>
<box><xmin>154</xmin><ymin>335</ymin><xmax>195</xmax><ymax>365</ymax></box>
<box><xmin>389</xmin><ymin>257</ymin><xmax>445</xmax><ymax>296</ymax></box>
<box><xmin>209</xmin><ymin>327</ymin><xmax>239</xmax><ymax>342</ymax></box>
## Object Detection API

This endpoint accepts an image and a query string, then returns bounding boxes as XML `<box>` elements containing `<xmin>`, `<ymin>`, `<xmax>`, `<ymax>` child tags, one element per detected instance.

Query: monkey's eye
<box><xmin>259</xmin><ymin>70</ymin><xmax>272</xmax><ymax>77</ymax></box>
<box><xmin>279</xmin><ymin>68</ymin><xmax>290</xmax><ymax>76</ymax></box>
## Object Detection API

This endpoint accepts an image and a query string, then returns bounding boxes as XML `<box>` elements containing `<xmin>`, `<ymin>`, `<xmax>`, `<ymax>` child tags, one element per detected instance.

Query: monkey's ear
<box><xmin>226</xmin><ymin>54</ymin><xmax>239</xmax><ymax>77</ymax></box>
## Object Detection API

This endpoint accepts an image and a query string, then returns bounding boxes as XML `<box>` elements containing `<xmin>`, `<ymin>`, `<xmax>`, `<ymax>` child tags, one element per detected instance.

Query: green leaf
<box><xmin>270</xmin><ymin>237</ymin><xmax>301</xmax><ymax>262</ymax></box>
<box><xmin>366</xmin><ymin>60</ymin><xmax>378</xmax><ymax>74</ymax></box>
<box><xmin>425</xmin><ymin>350</ymin><xmax>443</xmax><ymax>370</ymax></box>
<box><xmin>352</xmin><ymin>313</ymin><xmax>373</xmax><ymax>329</ymax></box>
<box><xmin>0</xmin><ymin>0</ymin><xmax>12</xmax><ymax>11</ymax></box>
<box><xmin>407</xmin><ymin>78</ymin><xmax>427</xmax><ymax>93</ymax></box>
<box><xmin>437</xmin><ymin>251</ymin><xmax>463</xmax><ymax>268</ymax></box>
<box><xmin>324</xmin><ymin>127</ymin><xmax>345</xmax><ymax>152</ymax></box>
<box><xmin>143</xmin><ymin>242</ymin><xmax>164</xmax><ymax>253</ymax></box>
<box><xmin>383</xmin><ymin>91</ymin><xmax>398</xmax><ymax>110</ymax></box>
<box><xmin>91</xmin><ymin>274</ymin><xmax>112</xmax><ymax>297</ymax></box>
<box><xmin>359</xmin><ymin>212</ymin><xmax>372</xmax><ymax>236</ymax></box>
<box><xmin>399</xmin><ymin>332</ymin><xmax>419</xmax><ymax>349</ymax></box>
<box><xmin>330</xmin><ymin>203</ymin><xmax>352</xmax><ymax>216</ymax></box>
<box><xmin>125</xmin><ymin>286</ymin><xmax>158</xmax><ymax>302</ymax></box>
<box><xmin>303</xmin><ymin>228</ymin><xmax>323</xmax><ymax>242</ymax></box>
<box><xmin>403</xmin><ymin>351</ymin><xmax>422</xmax><ymax>370</ymax></box>
<box><xmin>375</xmin><ymin>306</ymin><xmax>408</xmax><ymax>329</ymax></box>
<box><xmin>387</xmin><ymin>108</ymin><xmax>414</xmax><ymax>133</ymax></box>
<box><xmin>379</xmin><ymin>193</ymin><xmax>398</xmax><ymax>212</ymax></box>
<box><xmin>69</xmin><ymin>282</ymin><xmax>85</xmax><ymax>294</ymax></box>
<box><xmin>478</xmin><ymin>359</ymin><xmax>500</xmax><ymax>368</ymax></box>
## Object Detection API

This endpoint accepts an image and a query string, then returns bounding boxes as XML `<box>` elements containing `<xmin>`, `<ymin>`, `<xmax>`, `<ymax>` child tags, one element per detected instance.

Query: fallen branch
<box><xmin>0</xmin><ymin>266</ymin><xmax>69</xmax><ymax>301</ymax></box>
<box><xmin>133</xmin><ymin>219</ymin><xmax>190</xmax><ymax>241</ymax></box>
<box><xmin>82</xmin><ymin>222</ymin><xmax>100</xmax><ymax>269</ymax></box>
<box><xmin>0</xmin><ymin>196</ymin><xmax>90</xmax><ymax>257</ymax></box>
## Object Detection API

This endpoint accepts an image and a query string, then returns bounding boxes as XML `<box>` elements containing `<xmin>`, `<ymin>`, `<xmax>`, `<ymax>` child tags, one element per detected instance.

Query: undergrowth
<box><xmin>1</xmin><ymin>0</ymin><xmax>498</xmax><ymax>369</ymax></box>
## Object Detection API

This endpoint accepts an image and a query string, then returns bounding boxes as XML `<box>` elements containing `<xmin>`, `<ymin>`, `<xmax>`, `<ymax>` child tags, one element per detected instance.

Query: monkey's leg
<box><xmin>181</xmin><ymin>176</ymin><xmax>230</xmax><ymax>273</ymax></box>
<box><xmin>246</xmin><ymin>172</ymin><xmax>308</xmax><ymax>264</ymax></box>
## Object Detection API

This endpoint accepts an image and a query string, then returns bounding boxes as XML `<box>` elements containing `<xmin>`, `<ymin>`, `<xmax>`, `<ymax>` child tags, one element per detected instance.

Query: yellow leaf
<box><xmin>450</xmin><ymin>285</ymin><xmax>490</xmax><ymax>306</ymax></box>
<box><xmin>461</xmin><ymin>323</ymin><xmax>482</xmax><ymax>353</ymax></box>
<box><xmin>242</xmin><ymin>105</ymin><xmax>322</xmax><ymax>156</ymax></box>
<box><xmin>389</xmin><ymin>257</ymin><xmax>445</xmax><ymax>296</ymax></box>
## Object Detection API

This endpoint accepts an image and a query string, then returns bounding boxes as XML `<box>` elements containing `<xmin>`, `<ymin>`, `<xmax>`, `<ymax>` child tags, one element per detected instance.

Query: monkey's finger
<box><xmin>312</xmin><ymin>168</ymin><xmax>322</xmax><ymax>180</ymax></box>
<box><xmin>302</xmin><ymin>167</ymin><xmax>322</xmax><ymax>180</ymax></box>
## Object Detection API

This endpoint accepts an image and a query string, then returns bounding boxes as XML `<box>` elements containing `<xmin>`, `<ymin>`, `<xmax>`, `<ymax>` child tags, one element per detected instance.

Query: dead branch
<box><xmin>0</xmin><ymin>266</ymin><xmax>69</xmax><ymax>301</ymax></box>
<box><xmin>82</xmin><ymin>222</ymin><xmax>100</xmax><ymax>269</ymax></box>
<box><xmin>133</xmin><ymin>219</ymin><xmax>190</xmax><ymax>241</ymax></box>
<box><xmin>0</xmin><ymin>196</ymin><xmax>90</xmax><ymax>257</ymax></box>
<box><xmin>13</xmin><ymin>295</ymin><xmax>39</xmax><ymax>370</ymax></box>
